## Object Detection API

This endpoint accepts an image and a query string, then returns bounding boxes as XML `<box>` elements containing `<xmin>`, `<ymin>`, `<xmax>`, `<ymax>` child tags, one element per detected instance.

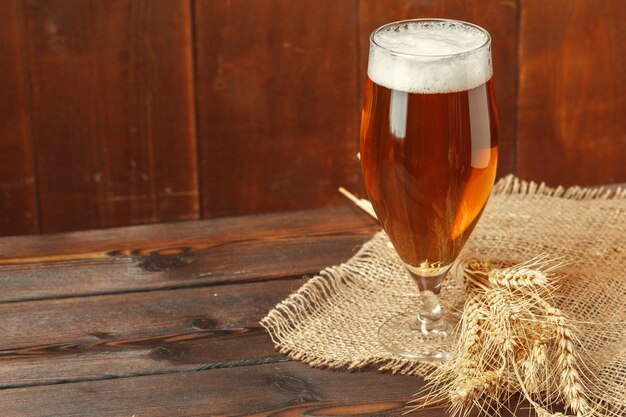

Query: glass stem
<box><xmin>408</xmin><ymin>270</ymin><xmax>448</xmax><ymax>333</ymax></box>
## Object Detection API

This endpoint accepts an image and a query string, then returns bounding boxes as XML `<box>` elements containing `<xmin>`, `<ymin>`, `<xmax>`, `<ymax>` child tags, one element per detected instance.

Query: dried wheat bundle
<box><xmin>412</xmin><ymin>257</ymin><xmax>605</xmax><ymax>417</ymax></box>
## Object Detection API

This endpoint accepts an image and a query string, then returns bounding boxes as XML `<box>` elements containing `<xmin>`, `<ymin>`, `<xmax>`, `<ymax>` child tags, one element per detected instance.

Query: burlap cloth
<box><xmin>261</xmin><ymin>176</ymin><xmax>626</xmax><ymax>414</ymax></box>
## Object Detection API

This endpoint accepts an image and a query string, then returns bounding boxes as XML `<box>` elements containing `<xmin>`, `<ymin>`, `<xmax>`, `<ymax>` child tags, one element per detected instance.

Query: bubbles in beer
<box><xmin>368</xmin><ymin>20</ymin><xmax>492</xmax><ymax>94</ymax></box>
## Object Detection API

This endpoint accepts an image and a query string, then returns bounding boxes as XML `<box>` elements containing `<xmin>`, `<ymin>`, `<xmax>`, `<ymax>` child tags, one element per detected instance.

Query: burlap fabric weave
<box><xmin>261</xmin><ymin>176</ymin><xmax>626</xmax><ymax>414</ymax></box>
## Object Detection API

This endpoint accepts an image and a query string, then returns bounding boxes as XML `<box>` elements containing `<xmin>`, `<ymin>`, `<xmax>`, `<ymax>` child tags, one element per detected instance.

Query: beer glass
<box><xmin>360</xmin><ymin>19</ymin><xmax>498</xmax><ymax>360</ymax></box>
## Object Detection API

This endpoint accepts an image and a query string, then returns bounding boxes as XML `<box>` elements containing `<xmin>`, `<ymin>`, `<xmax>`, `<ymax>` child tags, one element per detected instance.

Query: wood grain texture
<box><xmin>0</xmin><ymin>206</ymin><xmax>376</xmax><ymax>262</ymax></box>
<box><xmin>0</xmin><ymin>361</ymin><xmax>427</xmax><ymax>417</ymax></box>
<box><xmin>195</xmin><ymin>0</ymin><xmax>361</xmax><ymax>218</ymax></box>
<box><xmin>23</xmin><ymin>0</ymin><xmax>199</xmax><ymax>233</ymax></box>
<box><xmin>0</xmin><ymin>279</ymin><xmax>301</xmax><ymax>388</ymax></box>
<box><xmin>0</xmin><ymin>0</ymin><xmax>38</xmax><ymax>236</ymax></box>
<box><xmin>518</xmin><ymin>0</ymin><xmax>626</xmax><ymax>186</ymax></box>
<box><xmin>0</xmin><ymin>207</ymin><xmax>377</xmax><ymax>301</ymax></box>
<box><xmin>0</xmin><ymin>208</ymin><xmax>376</xmax><ymax>388</ymax></box>
<box><xmin>358</xmin><ymin>0</ymin><xmax>519</xmax><ymax>179</ymax></box>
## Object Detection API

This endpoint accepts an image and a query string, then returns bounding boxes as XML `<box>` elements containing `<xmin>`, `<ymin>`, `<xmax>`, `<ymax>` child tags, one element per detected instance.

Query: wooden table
<box><xmin>1</xmin><ymin>205</ymin><xmax>461</xmax><ymax>416</ymax></box>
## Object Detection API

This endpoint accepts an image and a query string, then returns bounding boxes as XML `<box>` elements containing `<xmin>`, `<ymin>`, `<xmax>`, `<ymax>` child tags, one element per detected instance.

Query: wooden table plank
<box><xmin>0</xmin><ymin>206</ymin><xmax>376</xmax><ymax>263</ymax></box>
<box><xmin>0</xmin><ymin>207</ymin><xmax>377</xmax><ymax>301</ymax></box>
<box><xmin>0</xmin><ymin>279</ymin><xmax>306</xmax><ymax>388</ymax></box>
<box><xmin>0</xmin><ymin>361</ymin><xmax>429</xmax><ymax>417</ymax></box>
<box><xmin>0</xmin><ymin>231</ymin><xmax>368</xmax><ymax>302</ymax></box>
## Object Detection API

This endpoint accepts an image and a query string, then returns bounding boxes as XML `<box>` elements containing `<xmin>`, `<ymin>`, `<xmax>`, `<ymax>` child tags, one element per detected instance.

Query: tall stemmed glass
<box><xmin>360</xmin><ymin>19</ymin><xmax>498</xmax><ymax>360</ymax></box>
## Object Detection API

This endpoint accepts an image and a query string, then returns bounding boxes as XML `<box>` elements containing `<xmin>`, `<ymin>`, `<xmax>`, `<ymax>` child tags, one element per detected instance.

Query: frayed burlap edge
<box><xmin>492</xmin><ymin>174</ymin><xmax>626</xmax><ymax>200</ymax></box>
<box><xmin>261</xmin><ymin>231</ymin><xmax>439</xmax><ymax>376</ymax></box>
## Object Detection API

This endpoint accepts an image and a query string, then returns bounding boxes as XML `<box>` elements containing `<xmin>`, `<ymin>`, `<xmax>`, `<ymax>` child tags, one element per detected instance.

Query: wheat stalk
<box><xmin>545</xmin><ymin>306</ymin><xmax>591</xmax><ymax>416</ymax></box>
<box><xmin>489</xmin><ymin>267</ymin><xmax>548</xmax><ymax>289</ymax></box>
<box><xmin>410</xmin><ymin>257</ymin><xmax>603</xmax><ymax>417</ymax></box>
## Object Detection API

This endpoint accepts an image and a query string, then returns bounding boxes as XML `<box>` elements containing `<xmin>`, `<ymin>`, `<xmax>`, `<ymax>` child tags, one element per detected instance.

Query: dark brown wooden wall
<box><xmin>1</xmin><ymin>0</ymin><xmax>625</xmax><ymax>236</ymax></box>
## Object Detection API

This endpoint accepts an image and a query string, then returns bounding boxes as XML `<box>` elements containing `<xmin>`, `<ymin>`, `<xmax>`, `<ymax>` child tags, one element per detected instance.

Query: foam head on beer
<box><xmin>368</xmin><ymin>20</ymin><xmax>492</xmax><ymax>94</ymax></box>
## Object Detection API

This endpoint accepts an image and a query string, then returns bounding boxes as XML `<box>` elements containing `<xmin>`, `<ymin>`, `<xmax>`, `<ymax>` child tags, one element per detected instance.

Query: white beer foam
<box><xmin>368</xmin><ymin>21</ymin><xmax>492</xmax><ymax>94</ymax></box>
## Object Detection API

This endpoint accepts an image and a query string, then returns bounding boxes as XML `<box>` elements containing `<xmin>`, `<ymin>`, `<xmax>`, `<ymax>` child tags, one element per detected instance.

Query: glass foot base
<box><xmin>378</xmin><ymin>311</ymin><xmax>453</xmax><ymax>361</ymax></box>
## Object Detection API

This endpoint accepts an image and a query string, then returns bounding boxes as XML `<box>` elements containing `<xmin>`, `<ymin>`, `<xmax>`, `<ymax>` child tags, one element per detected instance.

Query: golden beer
<box><xmin>360</xmin><ymin>78</ymin><xmax>498</xmax><ymax>272</ymax></box>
